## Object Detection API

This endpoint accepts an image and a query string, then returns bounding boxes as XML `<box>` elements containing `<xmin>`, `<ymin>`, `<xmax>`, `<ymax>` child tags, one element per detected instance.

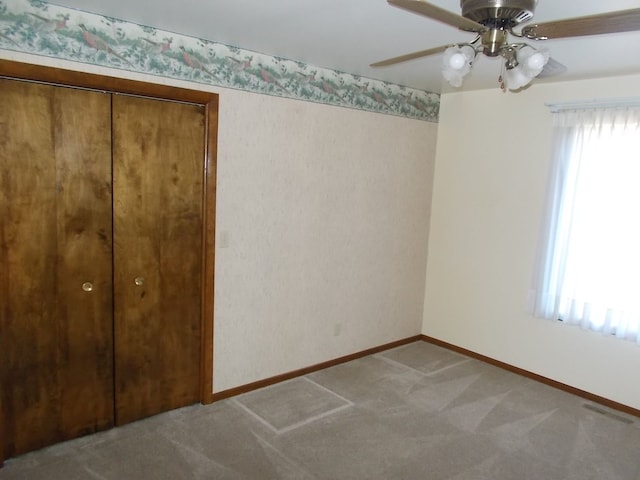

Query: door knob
<box><xmin>82</xmin><ymin>282</ymin><xmax>93</xmax><ymax>292</ymax></box>
<box><xmin>134</xmin><ymin>277</ymin><xmax>145</xmax><ymax>286</ymax></box>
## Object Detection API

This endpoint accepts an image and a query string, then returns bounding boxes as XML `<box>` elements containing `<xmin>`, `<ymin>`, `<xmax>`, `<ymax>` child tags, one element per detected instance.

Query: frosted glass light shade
<box><xmin>505</xmin><ymin>65</ymin><xmax>532</xmax><ymax>90</ymax></box>
<box><xmin>527</xmin><ymin>51</ymin><xmax>546</xmax><ymax>70</ymax></box>
<box><xmin>506</xmin><ymin>46</ymin><xmax>550</xmax><ymax>91</ymax></box>
<box><xmin>442</xmin><ymin>45</ymin><xmax>476</xmax><ymax>87</ymax></box>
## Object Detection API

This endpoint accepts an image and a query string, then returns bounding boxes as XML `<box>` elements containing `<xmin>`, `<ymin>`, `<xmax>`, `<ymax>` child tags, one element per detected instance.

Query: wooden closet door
<box><xmin>112</xmin><ymin>95</ymin><xmax>204</xmax><ymax>425</ymax></box>
<box><xmin>0</xmin><ymin>79</ymin><xmax>114</xmax><ymax>458</ymax></box>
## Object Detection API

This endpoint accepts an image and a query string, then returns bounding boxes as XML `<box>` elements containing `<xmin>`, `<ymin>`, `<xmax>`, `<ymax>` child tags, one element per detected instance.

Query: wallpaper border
<box><xmin>0</xmin><ymin>0</ymin><xmax>439</xmax><ymax>122</ymax></box>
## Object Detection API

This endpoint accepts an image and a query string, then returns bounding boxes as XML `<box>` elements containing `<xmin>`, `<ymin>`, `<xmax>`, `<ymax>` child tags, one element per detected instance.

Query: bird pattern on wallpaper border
<box><xmin>0</xmin><ymin>0</ymin><xmax>440</xmax><ymax>122</ymax></box>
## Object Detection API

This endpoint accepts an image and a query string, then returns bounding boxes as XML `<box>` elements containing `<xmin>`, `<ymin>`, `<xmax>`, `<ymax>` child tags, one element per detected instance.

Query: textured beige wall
<box><xmin>214</xmin><ymin>90</ymin><xmax>437</xmax><ymax>391</ymax></box>
<box><xmin>424</xmin><ymin>73</ymin><xmax>640</xmax><ymax>410</ymax></box>
<box><xmin>1</xmin><ymin>51</ymin><xmax>438</xmax><ymax>393</ymax></box>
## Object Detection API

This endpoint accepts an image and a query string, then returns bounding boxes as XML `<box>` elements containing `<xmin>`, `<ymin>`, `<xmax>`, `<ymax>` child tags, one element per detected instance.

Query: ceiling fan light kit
<box><xmin>372</xmin><ymin>0</ymin><xmax>640</xmax><ymax>91</ymax></box>
<box><xmin>503</xmin><ymin>46</ymin><xmax>550</xmax><ymax>90</ymax></box>
<box><xmin>497</xmin><ymin>43</ymin><xmax>550</xmax><ymax>90</ymax></box>
<box><xmin>442</xmin><ymin>45</ymin><xmax>475</xmax><ymax>87</ymax></box>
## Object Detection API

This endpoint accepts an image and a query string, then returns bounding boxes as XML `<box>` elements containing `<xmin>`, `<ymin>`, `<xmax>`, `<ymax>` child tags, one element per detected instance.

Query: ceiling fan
<box><xmin>371</xmin><ymin>0</ymin><xmax>640</xmax><ymax>91</ymax></box>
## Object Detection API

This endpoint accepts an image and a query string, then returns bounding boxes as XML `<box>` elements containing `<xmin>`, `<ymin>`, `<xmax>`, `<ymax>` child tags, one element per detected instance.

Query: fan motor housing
<box><xmin>461</xmin><ymin>0</ymin><xmax>537</xmax><ymax>27</ymax></box>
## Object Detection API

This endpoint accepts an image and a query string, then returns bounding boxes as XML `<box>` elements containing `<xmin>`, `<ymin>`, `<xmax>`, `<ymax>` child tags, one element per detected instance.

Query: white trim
<box><xmin>546</xmin><ymin>98</ymin><xmax>640</xmax><ymax>113</ymax></box>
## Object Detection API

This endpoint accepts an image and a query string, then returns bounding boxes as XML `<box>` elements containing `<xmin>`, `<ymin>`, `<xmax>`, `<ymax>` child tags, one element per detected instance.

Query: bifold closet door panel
<box><xmin>0</xmin><ymin>80</ymin><xmax>114</xmax><ymax>458</ymax></box>
<box><xmin>112</xmin><ymin>95</ymin><xmax>204</xmax><ymax>425</ymax></box>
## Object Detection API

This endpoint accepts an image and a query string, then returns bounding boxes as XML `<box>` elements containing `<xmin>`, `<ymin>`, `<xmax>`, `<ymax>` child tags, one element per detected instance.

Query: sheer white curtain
<box><xmin>534</xmin><ymin>106</ymin><xmax>640</xmax><ymax>343</ymax></box>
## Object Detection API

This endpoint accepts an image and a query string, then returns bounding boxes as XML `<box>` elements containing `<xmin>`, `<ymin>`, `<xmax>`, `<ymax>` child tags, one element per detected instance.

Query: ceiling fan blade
<box><xmin>388</xmin><ymin>0</ymin><xmax>486</xmax><ymax>33</ymax></box>
<box><xmin>370</xmin><ymin>45</ymin><xmax>450</xmax><ymax>67</ymax></box>
<box><xmin>521</xmin><ymin>8</ymin><xmax>640</xmax><ymax>40</ymax></box>
<box><xmin>536</xmin><ymin>57</ymin><xmax>567</xmax><ymax>78</ymax></box>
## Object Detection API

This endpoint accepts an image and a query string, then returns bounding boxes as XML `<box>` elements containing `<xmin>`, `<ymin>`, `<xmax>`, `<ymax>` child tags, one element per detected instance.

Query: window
<box><xmin>534</xmin><ymin>105</ymin><xmax>640</xmax><ymax>343</ymax></box>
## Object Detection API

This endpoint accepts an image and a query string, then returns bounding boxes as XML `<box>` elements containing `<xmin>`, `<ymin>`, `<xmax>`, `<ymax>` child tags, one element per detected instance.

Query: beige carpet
<box><xmin>1</xmin><ymin>341</ymin><xmax>639</xmax><ymax>479</ymax></box>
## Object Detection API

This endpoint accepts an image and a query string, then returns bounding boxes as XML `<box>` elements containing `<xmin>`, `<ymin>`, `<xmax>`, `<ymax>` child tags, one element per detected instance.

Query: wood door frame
<box><xmin>0</xmin><ymin>59</ymin><xmax>217</xmax><ymax>407</ymax></box>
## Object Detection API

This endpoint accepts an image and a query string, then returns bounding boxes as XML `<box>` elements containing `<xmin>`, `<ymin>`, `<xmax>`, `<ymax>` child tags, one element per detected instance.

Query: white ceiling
<box><xmin>50</xmin><ymin>0</ymin><xmax>640</xmax><ymax>94</ymax></box>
